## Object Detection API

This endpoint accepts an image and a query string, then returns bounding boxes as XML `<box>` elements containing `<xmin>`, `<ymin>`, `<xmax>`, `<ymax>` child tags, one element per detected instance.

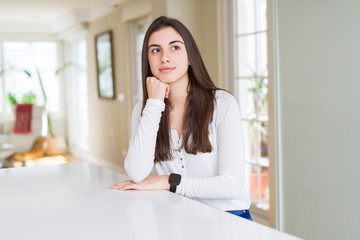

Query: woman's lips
<box><xmin>160</xmin><ymin>67</ymin><xmax>175</xmax><ymax>73</ymax></box>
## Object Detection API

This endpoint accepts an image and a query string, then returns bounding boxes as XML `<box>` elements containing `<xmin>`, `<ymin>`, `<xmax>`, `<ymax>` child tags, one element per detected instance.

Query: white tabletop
<box><xmin>0</xmin><ymin>162</ymin><xmax>300</xmax><ymax>240</ymax></box>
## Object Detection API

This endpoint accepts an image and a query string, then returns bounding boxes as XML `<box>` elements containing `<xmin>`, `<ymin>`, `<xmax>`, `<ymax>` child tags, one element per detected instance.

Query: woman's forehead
<box><xmin>148</xmin><ymin>27</ymin><xmax>184</xmax><ymax>46</ymax></box>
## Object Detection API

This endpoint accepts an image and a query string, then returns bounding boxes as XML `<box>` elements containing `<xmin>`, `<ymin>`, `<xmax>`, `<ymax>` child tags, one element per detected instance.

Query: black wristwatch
<box><xmin>168</xmin><ymin>173</ymin><xmax>182</xmax><ymax>193</ymax></box>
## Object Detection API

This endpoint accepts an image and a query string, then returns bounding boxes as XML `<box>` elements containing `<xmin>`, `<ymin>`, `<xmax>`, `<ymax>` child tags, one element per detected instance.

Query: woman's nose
<box><xmin>161</xmin><ymin>52</ymin><xmax>170</xmax><ymax>63</ymax></box>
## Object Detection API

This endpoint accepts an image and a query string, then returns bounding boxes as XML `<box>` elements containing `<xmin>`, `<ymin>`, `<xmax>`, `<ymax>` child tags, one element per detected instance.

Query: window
<box><xmin>234</xmin><ymin>0</ymin><xmax>270</xmax><ymax>215</ymax></box>
<box><xmin>0</xmin><ymin>41</ymin><xmax>59</xmax><ymax>114</ymax></box>
<box><xmin>131</xmin><ymin>17</ymin><xmax>149</xmax><ymax>107</ymax></box>
<box><xmin>65</xmin><ymin>39</ymin><xmax>89</xmax><ymax>150</ymax></box>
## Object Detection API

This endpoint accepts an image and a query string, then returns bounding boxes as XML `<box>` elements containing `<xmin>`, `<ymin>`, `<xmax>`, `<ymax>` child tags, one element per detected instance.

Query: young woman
<box><xmin>110</xmin><ymin>16</ymin><xmax>252</xmax><ymax>220</ymax></box>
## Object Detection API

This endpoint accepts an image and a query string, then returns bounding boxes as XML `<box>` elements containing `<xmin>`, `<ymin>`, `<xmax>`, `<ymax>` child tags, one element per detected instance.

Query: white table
<box><xmin>0</xmin><ymin>162</ymin><xmax>300</xmax><ymax>240</ymax></box>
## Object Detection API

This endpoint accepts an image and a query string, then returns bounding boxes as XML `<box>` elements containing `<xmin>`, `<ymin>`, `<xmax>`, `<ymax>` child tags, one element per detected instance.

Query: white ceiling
<box><xmin>0</xmin><ymin>0</ymin><xmax>125</xmax><ymax>34</ymax></box>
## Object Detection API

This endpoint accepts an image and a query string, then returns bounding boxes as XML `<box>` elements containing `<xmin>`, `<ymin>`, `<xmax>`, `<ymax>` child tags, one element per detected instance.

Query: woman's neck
<box><xmin>168</xmin><ymin>76</ymin><xmax>188</xmax><ymax>137</ymax></box>
<box><xmin>168</xmin><ymin>76</ymin><xmax>188</xmax><ymax>107</ymax></box>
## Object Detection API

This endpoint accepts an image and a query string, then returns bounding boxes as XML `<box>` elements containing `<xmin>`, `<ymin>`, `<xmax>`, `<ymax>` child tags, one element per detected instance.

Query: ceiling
<box><xmin>0</xmin><ymin>0</ymin><xmax>126</xmax><ymax>34</ymax></box>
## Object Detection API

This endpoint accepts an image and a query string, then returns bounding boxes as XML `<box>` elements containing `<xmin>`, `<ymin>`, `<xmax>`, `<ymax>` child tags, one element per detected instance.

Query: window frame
<box><xmin>222</xmin><ymin>0</ymin><xmax>276</xmax><ymax>227</ymax></box>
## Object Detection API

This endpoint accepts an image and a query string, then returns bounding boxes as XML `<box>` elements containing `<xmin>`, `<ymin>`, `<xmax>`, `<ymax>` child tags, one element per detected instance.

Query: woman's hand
<box><xmin>109</xmin><ymin>175</ymin><xmax>170</xmax><ymax>191</ymax></box>
<box><xmin>146</xmin><ymin>77</ymin><xmax>170</xmax><ymax>101</ymax></box>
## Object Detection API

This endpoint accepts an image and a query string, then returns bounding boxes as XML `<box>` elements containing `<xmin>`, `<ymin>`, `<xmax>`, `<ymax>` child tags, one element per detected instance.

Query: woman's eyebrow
<box><xmin>148</xmin><ymin>40</ymin><xmax>184</xmax><ymax>49</ymax></box>
<box><xmin>169</xmin><ymin>40</ymin><xmax>184</xmax><ymax>45</ymax></box>
<box><xmin>148</xmin><ymin>44</ymin><xmax>160</xmax><ymax>49</ymax></box>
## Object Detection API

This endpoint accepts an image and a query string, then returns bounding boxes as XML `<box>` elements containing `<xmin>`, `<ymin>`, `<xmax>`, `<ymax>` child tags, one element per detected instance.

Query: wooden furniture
<box><xmin>0</xmin><ymin>162</ymin><xmax>300</xmax><ymax>240</ymax></box>
<box><xmin>2</xmin><ymin>136</ymin><xmax>70</xmax><ymax>168</ymax></box>
<box><xmin>5</xmin><ymin>137</ymin><xmax>48</xmax><ymax>161</ymax></box>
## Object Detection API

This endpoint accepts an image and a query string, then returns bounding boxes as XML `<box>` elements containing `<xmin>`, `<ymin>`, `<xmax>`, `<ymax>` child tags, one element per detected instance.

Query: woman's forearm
<box><xmin>124</xmin><ymin>99</ymin><xmax>165</xmax><ymax>182</ymax></box>
<box><xmin>110</xmin><ymin>175</ymin><xmax>170</xmax><ymax>191</ymax></box>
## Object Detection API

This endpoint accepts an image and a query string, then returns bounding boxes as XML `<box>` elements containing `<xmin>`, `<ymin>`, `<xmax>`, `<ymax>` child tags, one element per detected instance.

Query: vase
<box><xmin>45</xmin><ymin>135</ymin><xmax>67</xmax><ymax>155</ymax></box>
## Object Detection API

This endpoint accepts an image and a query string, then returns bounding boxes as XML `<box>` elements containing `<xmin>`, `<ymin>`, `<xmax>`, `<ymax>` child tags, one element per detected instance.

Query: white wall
<box><xmin>275</xmin><ymin>0</ymin><xmax>360</xmax><ymax>239</ymax></box>
<box><xmin>80</xmin><ymin>0</ymin><xmax>223</xmax><ymax>173</ymax></box>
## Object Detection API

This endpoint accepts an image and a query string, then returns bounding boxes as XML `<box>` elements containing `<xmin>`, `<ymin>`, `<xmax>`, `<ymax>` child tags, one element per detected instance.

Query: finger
<box><xmin>109</xmin><ymin>185</ymin><xmax>121</xmax><ymax>190</ymax></box>
<box><xmin>116</xmin><ymin>182</ymin><xmax>137</xmax><ymax>190</ymax></box>
<box><xmin>109</xmin><ymin>183</ymin><xmax>125</xmax><ymax>190</ymax></box>
<box><xmin>123</xmin><ymin>184</ymin><xmax>137</xmax><ymax>190</ymax></box>
<box><xmin>110</xmin><ymin>184</ymin><xmax>131</xmax><ymax>190</ymax></box>
<box><xmin>109</xmin><ymin>180</ymin><xmax>130</xmax><ymax>187</ymax></box>
<box><xmin>146</xmin><ymin>76</ymin><xmax>159</xmax><ymax>84</ymax></box>
<box><xmin>109</xmin><ymin>184</ymin><xmax>120</xmax><ymax>189</ymax></box>
<box><xmin>165</xmin><ymin>85</ymin><xmax>170</xmax><ymax>98</ymax></box>
<box><xmin>109</xmin><ymin>180</ymin><xmax>133</xmax><ymax>190</ymax></box>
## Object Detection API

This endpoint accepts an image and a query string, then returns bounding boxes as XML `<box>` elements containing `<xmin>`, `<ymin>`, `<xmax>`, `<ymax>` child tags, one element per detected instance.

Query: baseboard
<box><xmin>251</xmin><ymin>212</ymin><xmax>273</xmax><ymax>228</ymax></box>
<box><xmin>69</xmin><ymin>147</ymin><xmax>126</xmax><ymax>175</ymax></box>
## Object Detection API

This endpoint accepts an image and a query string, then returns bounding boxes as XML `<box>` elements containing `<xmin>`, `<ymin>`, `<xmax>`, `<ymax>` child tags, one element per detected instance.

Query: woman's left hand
<box><xmin>109</xmin><ymin>175</ymin><xmax>170</xmax><ymax>191</ymax></box>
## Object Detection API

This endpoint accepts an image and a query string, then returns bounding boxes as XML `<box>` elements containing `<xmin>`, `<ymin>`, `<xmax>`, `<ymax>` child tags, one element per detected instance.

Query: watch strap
<box><xmin>170</xmin><ymin>184</ymin><xmax>177</xmax><ymax>193</ymax></box>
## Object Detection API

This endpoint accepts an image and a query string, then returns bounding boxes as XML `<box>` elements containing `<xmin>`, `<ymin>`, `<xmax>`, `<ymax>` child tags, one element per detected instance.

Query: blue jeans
<box><xmin>226</xmin><ymin>209</ymin><xmax>253</xmax><ymax>221</ymax></box>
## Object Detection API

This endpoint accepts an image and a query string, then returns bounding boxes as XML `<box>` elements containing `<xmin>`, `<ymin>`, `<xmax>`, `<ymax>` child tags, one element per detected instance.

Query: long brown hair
<box><xmin>141</xmin><ymin>16</ymin><xmax>220</xmax><ymax>163</ymax></box>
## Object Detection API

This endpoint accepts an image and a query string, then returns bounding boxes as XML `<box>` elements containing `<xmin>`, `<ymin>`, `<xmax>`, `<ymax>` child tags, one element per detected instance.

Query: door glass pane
<box><xmin>258</xmin><ymin>166</ymin><xmax>269</xmax><ymax>209</ymax></box>
<box><xmin>259</xmin><ymin>122</ymin><xmax>269</xmax><ymax>159</ymax></box>
<box><xmin>256</xmin><ymin>0</ymin><xmax>267</xmax><ymax>32</ymax></box>
<box><xmin>256</xmin><ymin>32</ymin><xmax>268</xmax><ymax>76</ymax></box>
<box><xmin>247</xmin><ymin>122</ymin><xmax>258</xmax><ymax>162</ymax></box>
<box><xmin>248</xmin><ymin>164</ymin><xmax>269</xmax><ymax>209</ymax></box>
<box><xmin>249</xmin><ymin>164</ymin><xmax>260</xmax><ymax>203</ymax></box>
<box><xmin>249</xmin><ymin>76</ymin><xmax>268</xmax><ymax>119</ymax></box>
<box><xmin>133</xmin><ymin>19</ymin><xmax>147</xmax><ymax>106</ymax></box>
<box><xmin>236</xmin><ymin>35</ymin><xmax>256</xmax><ymax>77</ymax></box>
<box><xmin>236</xmin><ymin>0</ymin><xmax>255</xmax><ymax>35</ymax></box>
<box><xmin>237</xmin><ymin>78</ymin><xmax>255</xmax><ymax>119</ymax></box>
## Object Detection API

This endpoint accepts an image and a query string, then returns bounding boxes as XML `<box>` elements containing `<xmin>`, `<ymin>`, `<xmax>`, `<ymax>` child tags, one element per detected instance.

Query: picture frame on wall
<box><xmin>95</xmin><ymin>30</ymin><xmax>115</xmax><ymax>99</ymax></box>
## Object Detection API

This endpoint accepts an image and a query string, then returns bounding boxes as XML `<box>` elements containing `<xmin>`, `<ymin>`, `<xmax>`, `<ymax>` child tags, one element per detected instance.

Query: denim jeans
<box><xmin>226</xmin><ymin>209</ymin><xmax>253</xmax><ymax>221</ymax></box>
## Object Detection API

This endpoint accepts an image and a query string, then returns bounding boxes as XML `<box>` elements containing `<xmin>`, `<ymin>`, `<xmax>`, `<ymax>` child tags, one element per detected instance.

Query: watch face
<box><xmin>170</xmin><ymin>174</ymin><xmax>181</xmax><ymax>184</ymax></box>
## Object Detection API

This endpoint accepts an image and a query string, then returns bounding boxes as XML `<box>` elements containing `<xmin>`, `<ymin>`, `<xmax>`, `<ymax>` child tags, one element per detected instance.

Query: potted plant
<box><xmin>7</xmin><ymin>91</ymin><xmax>37</xmax><ymax>105</ymax></box>
<box><xmin>7</xmin><ymin>92</ymin><xmax>39</xmax><ymax>133</ymax></box>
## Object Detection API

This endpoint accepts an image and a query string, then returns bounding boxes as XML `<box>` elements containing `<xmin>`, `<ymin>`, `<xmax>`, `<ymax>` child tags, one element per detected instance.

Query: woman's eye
<box><xmin>171</xmin><ymin>45</ymin><xmax>180</xmax><ymax>50</ymax></box>
<box><xmin>151</xmin><ymin>48</ymin><xmax>160</xmax><ymax>53</ymax></box>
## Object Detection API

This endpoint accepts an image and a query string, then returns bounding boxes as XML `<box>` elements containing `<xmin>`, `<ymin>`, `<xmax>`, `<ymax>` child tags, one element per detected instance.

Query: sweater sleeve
<box><xmin>176</xmin><ymin>92</ymin><xmax>249</xmax><ymax>201</ymax></box>
<box><xmin>124</xmin><ymin>99</ymin><xmax>165</xmax><ymax>183</ymax></box>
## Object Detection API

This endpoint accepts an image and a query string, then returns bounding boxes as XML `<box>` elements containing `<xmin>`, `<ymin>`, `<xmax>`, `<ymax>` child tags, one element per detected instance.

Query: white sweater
<box><xmin>124</xmin><ymin>90</ymin><xmax>251</xmax><ymax>211</ymax></box>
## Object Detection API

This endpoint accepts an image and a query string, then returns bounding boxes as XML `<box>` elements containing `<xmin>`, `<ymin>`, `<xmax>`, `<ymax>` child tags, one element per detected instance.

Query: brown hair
<box><xmin>141</xmin><ymin>16</ymin><xmax>220</xmax><ymax>163</ymax></box>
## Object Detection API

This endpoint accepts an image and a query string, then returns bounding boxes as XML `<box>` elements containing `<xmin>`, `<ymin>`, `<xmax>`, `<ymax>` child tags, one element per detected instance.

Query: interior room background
<box><xmin>0</xmin><ymin>0</ymin><xmax>359</xmax><ymax>240</ymax></box>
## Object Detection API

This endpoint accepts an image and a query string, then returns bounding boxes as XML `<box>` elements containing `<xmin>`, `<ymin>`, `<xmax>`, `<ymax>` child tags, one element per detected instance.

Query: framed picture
<box><xmin>95</xmin><ymin>30</ymin><xmax>115</xmax><ymax>99</ymax></box>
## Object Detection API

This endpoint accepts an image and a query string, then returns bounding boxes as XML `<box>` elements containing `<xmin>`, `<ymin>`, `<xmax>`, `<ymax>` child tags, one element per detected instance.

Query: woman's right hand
<box><xmin>146</xmin><ymin>77</ymin><xmax>170</xmax><ymax>101</ymax></box>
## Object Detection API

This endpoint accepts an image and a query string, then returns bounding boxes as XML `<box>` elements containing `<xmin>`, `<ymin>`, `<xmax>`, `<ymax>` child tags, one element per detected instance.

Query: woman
<box><xmin>110</xmin><ymin>16</ymin><xmax>252</xmax><ymax>220</ymax></box>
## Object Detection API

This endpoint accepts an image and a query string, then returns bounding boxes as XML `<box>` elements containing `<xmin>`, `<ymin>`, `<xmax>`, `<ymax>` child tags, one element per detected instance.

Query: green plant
<box><xmin>21</xmin><ymin>91</ymin><xmax>37</xmax><ymax>104</ymax></box>
<box><xmin>7</xmin><ymin>93</ymin><xmax>18</xmax><ymax>105</ymax></box>
<box><xmin>248</xmin><ymin>72</ymin><xmax>268</xmax><ymax>135</ymax></box>
<box><xmin>7</xmin><ymin>91</ymin><xmax>37</xmax><ymax>106</ymax></box>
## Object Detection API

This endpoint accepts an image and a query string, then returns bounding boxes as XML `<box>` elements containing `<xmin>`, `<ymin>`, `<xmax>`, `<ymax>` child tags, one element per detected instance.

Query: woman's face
<box><xmin>147</xmin><ymin>26</ymin><xmax>189</xmax><ymax>85</ymax></box>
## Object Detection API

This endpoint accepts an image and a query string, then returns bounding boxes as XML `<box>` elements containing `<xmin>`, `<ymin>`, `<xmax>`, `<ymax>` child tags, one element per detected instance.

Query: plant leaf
<box><xmin>20</xmin><ymin>91</ymin><xmax>37</xmax><ymax>104</ymax></box>
<box><xmin>23</xmin><ymin>70</ymin><xmax>32</xmax><ymax>78</ymax></box>
<box><xmin>55</xmin><ymin>62</ymin><xmax>74</xmax><ymax>75</ymax></box>
<box><xmin>36</xmin><ymin>67</ymin><xmax>47</xmax><ymax>103</ymax></box>
<box><xmin>7</xmin><ymin>93</ymin><xmax>17</xmax><ymax>105</ymax></box>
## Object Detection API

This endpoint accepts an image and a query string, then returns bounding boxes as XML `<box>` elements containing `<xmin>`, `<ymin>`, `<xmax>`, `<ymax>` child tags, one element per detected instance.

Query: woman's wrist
<box><xmin>161</xmin><ymin>175</ymin><xmax>170</xmax><ymax>190</ymax></box>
